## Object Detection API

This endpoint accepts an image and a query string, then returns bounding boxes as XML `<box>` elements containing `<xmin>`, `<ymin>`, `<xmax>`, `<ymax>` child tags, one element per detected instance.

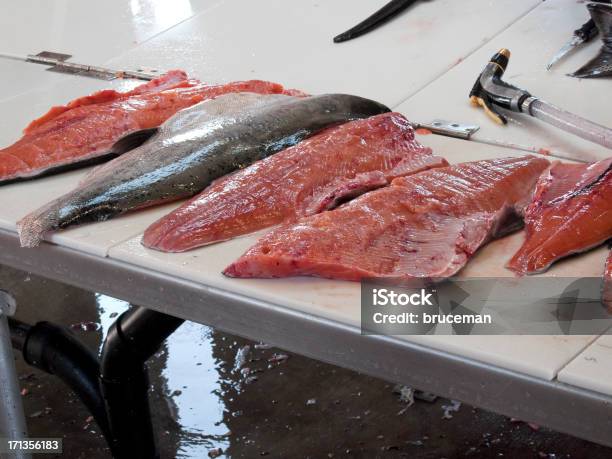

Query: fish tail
<box><xmin>17</xmin><ymin>201</ymin><xmax>62</xmax><ymax>248</ymax></box>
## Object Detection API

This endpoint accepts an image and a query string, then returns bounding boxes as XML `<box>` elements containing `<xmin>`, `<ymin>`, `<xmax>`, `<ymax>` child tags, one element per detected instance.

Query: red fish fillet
<box><xmin>143</xmin><ymin>112</ymin><xmax>448</xmax><ymax>252</ymax></box>
<box><xmin>224</xmin><ymin>156</ymin><xmax>550</xmax><ymax>281</ymax></box>
<box><xmin>507</xmin><ymin>158</ymin><xmax>612</xmax><ymax>274</ymax></box>
<box><xmin>0</xmin><ymin>70</ymin><xmax>293</xmax><ymax>184</ymax></box>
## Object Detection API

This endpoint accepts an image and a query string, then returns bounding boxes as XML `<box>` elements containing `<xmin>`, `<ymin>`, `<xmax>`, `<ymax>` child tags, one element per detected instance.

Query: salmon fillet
<box><xmin>224</xmin><ymin>156</ymin><xmax>550</xmax><ymax>281</ymax></box>
<box><xmin>0</xmin><ymin>70</ymin><xmax>294</xmax><ymax>184</ymax></box>
<box><xmin>143</xmin><ymin>113</ymin><xmax>448</xmax><ymax>252</ymax></box>
<box><xmin>507</xmin><ymin>158</ymin><xmax>612</xmax><ymax>274</ymax></box>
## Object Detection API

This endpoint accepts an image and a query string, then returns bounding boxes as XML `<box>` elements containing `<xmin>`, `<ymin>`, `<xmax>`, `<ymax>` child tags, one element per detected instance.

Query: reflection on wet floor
<box><xmin>2</xmin><ymin>264</ymin><xmax>612</xmax><ymax>458</ymax></box>
<box><xmin>97</xmin><ymin>295</ymin><xmax>231</xmax><ymax>456</ymax></box>
<box><xmin>161</xmin><ymin>323</ymin><xmax>230</xmax><ymax>456</ymax></box>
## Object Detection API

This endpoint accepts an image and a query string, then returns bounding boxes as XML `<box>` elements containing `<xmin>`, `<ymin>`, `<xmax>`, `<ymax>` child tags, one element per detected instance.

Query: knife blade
<box><xmin>546</xmin><ymin>18</ymin><xmax>599</xmax><ymax>70</ymax></box>
<box><xmin>546</xmin><ymin>0</ymin><xmax>612</xmax><ymax>70</ymax></box>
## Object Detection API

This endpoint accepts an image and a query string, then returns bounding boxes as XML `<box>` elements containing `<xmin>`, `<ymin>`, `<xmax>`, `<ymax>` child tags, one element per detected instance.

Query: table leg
<box><xmin>100</xmin><ymin>306</ymin><xmax>184</xmax><ymax>459</ymax></box>
<box><xmin>9</xmin><ymin>303</ymin><xmax>182</xmax><ymax>458</ymax></box>
<box><xmin>0</xmin><ymin>291</ymin><xmax>30</xmax><ymax>459</ymax></box>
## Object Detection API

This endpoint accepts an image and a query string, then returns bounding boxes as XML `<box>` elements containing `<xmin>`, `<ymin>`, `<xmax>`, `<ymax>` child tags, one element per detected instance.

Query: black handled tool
<box><xmin>570</xmin><ymin>2</ymin><xmax>612</xmax><ymax>78</ymax></box>
<box><xmin>333</xmin><ymin>0</ymin><xmax>420</xmax><ymax>43</ymax></box>
<box><xmin>470</xmin><ymin>48</ymin><xmax>612</xmax><ymax>154</ymax></box>
<box><xmin>547</xmin><ymin>0</ymin><xmax>612</xmax><ymax>70</ymax></box>
<box><xmin>546</xmin><ymin>18</ymin><xmax>599</xmax><ymax>70</ymax></box>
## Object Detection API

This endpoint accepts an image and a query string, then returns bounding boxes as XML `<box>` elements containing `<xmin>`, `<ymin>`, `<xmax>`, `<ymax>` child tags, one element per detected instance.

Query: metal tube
<box><xmin>100</xmin><ymin>307</ymin><xmax>184</xmax><ymax>459</ymax></box>
<box><xmin>529</xmin><ymin>99</ymin><xmax>612</xmax><ymax>150</ymax></box>
<box><xmin>0</xmin><ymin>292</ymin><xmax>30</xmax><ymax>459</ymax></box>
<box><xmin>18</xmin><ymin>321</ymin><xmax>111</xmax><ymax>443</ymax></box>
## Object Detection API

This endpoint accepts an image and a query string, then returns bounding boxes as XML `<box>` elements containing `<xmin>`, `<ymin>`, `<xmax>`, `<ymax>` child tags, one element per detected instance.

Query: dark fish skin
<box><xmin>0</xmin><ymin>128</ymin><xmax>159</xmax><ymax>186</ymax></box>
<box><xmin>18</xmin><ymin>92</ymin><xmax>389</xmax><ymax>247</ymax></box>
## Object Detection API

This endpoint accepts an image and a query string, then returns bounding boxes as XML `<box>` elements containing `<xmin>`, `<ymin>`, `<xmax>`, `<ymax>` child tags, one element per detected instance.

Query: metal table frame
<box><xmin>0</xmin><ymin>291</ymin><xmax>30</xmax><ymax>459</ymax></box>
<box><xmin>1</xmin><ymin>228</ymin><xmax>611</xmax><ymax>456</ymax></box>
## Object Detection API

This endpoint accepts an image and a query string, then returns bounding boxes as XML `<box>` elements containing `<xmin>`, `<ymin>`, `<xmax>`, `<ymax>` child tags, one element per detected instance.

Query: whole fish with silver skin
<box><xmin>18</xmin><ymin>92</ymin><xmax>389</xmax><ymax>247</ymax></box>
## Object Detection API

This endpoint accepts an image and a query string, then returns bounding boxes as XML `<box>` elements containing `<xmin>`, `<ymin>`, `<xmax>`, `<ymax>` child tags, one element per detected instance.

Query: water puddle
<box><xmin>95</xmin><ymin>295</ymin><xmax>230</xmax><ymax>457</ymax></box>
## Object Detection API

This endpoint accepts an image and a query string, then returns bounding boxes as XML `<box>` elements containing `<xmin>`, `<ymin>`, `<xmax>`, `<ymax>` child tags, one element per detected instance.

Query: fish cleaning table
<box><xmin>0</xmin><ymin>0</ymin><xmax>611</xmax><ymax>456</ymax></box>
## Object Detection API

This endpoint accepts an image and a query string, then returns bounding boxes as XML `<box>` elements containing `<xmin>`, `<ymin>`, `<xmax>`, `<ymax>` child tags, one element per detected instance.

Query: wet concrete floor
<box><xmin>2</xmin><ymin>264</ymin><xmax>611</xmax><ymax>459</ymax></box>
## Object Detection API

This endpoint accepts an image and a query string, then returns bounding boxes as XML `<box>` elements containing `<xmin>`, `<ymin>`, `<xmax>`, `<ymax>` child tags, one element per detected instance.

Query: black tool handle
<box><xmin>575</xmin><ymin>18</ymin><xmax>599</xmax><ymax>41</ymax></box>
<box><xmin>333</xmin><ymin>0</ymin><xmax>420</xmax><ymax>43</ymax></box>
<box><xmin>574</xmin><ymin>0</ymin><xmax>611</xmax><ymax>41</ymax></box>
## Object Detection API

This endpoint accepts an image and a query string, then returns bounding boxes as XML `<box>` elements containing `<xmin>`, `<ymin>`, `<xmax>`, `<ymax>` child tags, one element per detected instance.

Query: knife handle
<box><xmin>574</xmin><ymin>18</ymin><xmax>599</xmax><ymax>41</ymax></box>
<box><xmin>575</xmin><ymin>0</ymin><xmax>612</xmax><ymax>40</ymax></box>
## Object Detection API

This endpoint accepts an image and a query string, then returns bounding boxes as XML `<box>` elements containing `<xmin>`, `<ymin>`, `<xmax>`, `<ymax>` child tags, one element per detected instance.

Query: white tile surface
<box><xmin>396</xmin><ymin>0</ymin><xmax>612</xmax><ymax>162</ymax></box>
<box><xmin>0</xmin><ymin>169</ymin><xmax>88</xmax><ymax>232</ymax></box>
<box><xmin>412</xmin><ymin>335</ymin><xmax>599</xmax><ymax>381</ymax></box>
<box><xmin>1</xmin><ymin>0</ymin><xmax>221</xmax><ymax>62</ymax></box>
<box><xmin>108</xmin><ymin>137</ymin><xmax>605</xmax><ymax>381</ymax></box>
<box><xmin>48</xmin><ymin>204</ymin><xmax>181</xmax><ymax>258</ymax></box>
<box><xmin>0</xmin><ymin>60</ymin><xmax>74</xmax><ymax>103</ymax></box>
<box><xmin>107</xmin><ymin>0</ymin><xmax>540</xmax><ymax>107</ymax></box>
<box><xmin>558</xmin><ymin>330</ymin><xmax>612</xmax><ymax>396</ymax></box>
<box><xmin>0</xmin><ymin>0</ymin><xmax>221</xmax><ymax>104</ymax></box>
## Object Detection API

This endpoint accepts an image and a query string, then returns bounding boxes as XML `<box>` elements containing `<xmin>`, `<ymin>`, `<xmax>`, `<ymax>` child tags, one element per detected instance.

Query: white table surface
<box><xmin>558</xmin><ymin>330</ymin><xmax>612</xmax><ymax>396</ymax></box>
<box><xmin>1</xmin><ymin>0</ymin><xmax>221</xmax><ymax>62</ymax></box>
<box><xmin>104</xmin><ymin>0</ymin><xmax>541</xmax><ymax>108</ymax></box>
<box><xmin>0</xmin><ymin>0</ymin><xmax>221</xmax><ymax>104</ymax></box>
<box><xmin>1</xmin><ymin>0</ymin><xmax>611</xmax><ymax>397</ymax></box>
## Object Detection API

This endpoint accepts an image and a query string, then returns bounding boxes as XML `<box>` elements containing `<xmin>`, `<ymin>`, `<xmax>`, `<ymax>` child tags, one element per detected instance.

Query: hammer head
<box><xmin>469</xmin><ymin>48</ymin><xmax>533</xmax><ymax>125</ymax></box>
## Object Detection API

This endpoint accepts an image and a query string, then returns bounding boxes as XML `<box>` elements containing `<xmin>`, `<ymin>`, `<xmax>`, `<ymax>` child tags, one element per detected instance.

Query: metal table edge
<box><xmin>0</xmin><ymin>229</ymin><xmax>610</xmax><ymax>447</ymax></box>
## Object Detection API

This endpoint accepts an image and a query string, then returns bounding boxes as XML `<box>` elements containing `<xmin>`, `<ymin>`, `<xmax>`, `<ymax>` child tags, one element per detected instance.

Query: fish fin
<box><xmin>17</xmin><ymin>200</ymin><xmax>61</xmax><ymax>248</ymax></box>
<box><xmin>78</xmin><ymin>128</ymin><xmax>160</xmax><ymax>186</ymax></box>
<box><xmin>110</xmin><ymin>128</ymin><xmax>159</xmax><ymax>155</ymax></box>
<box><xmin>570</xmin><ymin>47</ymin><xmax>612</xmax><ymax>78</ymax></box>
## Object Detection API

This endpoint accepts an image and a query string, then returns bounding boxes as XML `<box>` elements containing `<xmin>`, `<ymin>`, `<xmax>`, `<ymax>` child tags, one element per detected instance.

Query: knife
<box><xmin>333</xmin><ymin>0</ymin><xmax>421</xmax><ymax>43</ymax></box>
<box><xmin>546</xmin><ymin>0</ymin><xmax>612</xmax><ymax>70</ymax></box>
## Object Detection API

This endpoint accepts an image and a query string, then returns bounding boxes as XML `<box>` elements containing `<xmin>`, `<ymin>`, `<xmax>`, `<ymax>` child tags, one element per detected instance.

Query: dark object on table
<box><xmin>546</xmin><ymin>18</ymin><xmax>599</xmax><ymax>70</ymax></box>
<box><xmin>469</xmin><ymin>48</ymin><xmax>612</xmax><ymax>152</ymax></box>
<box><xmin>570</xmin><ymin>3</ymin><xmax>612</xmax><ymax>78</ymax></box>
<box><xmin>547</xmin><ymin>0</ymin><xmax>611</xmax><ymax>70</ymax></box>
<box><xmin>333</xmin><ymin>0</ymin><xmax>421</xmax><ymax>43</ymax></box>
